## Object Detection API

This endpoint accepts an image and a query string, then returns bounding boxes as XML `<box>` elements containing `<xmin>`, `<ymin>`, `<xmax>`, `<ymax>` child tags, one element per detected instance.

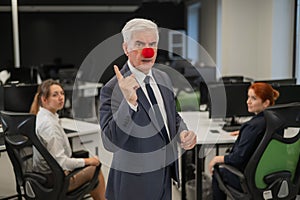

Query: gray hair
<box><xmin>121</xmin><ymin>18</ymin><xmax>159</xmax><ymax>43</ymax></box>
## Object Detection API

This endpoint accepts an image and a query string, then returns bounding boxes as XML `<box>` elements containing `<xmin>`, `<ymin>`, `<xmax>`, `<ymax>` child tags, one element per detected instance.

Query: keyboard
<box><xmin>222</xmin><ymin>125</ymin><xmax>241</xmax><ymax>132</ymax></box>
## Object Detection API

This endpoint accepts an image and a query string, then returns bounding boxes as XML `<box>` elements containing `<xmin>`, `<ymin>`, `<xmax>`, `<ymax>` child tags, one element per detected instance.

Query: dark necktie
<box><xmin>144</xmin><ymin>76</ymin><xmax>170</xmax><ymax>144</ymax></box>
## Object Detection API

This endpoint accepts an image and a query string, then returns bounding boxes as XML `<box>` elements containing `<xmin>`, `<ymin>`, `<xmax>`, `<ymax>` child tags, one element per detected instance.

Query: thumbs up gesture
<box><xmin>114</xmin><ymin>65</ymin><xmax>140</xmax><ymax>106</ymax></box>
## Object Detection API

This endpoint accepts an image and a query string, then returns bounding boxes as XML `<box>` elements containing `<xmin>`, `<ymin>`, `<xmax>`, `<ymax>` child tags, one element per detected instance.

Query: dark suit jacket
<box><xmin>99</xmin><ymin>64</ymin><xmax>187</xmax><ymax>200</ymax></box>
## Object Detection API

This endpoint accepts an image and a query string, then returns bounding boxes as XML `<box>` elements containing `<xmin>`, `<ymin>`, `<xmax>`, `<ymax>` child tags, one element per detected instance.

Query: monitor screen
<box><xmin>3</xmin><ymin>84</ymin><xmax>38</xmax><ymax>112</ymax></box>
<box><xmin>254</xmin><ymin>78</ymin><xmax>297</xmax><ymax>87</ymax></box>
<box><xmin>184</xmin><ymin>66</ymin><xmax>217</xmax><ymax>83</ymax></box>
<box><xmin>209</xmin><ymin>83</ymin><xmax>253</xmax><ymax>119</ymax></box>
<box><xmin>185</xmin><ymin>67</ymin><xmax>217</xmax><ymax>105</ymax></box>
<box><xmin>275</xmin><ymin>84</ymin><xmax>300</xmax><ymax>104</ymax></box>
<box><xmin>1</xmin><ymin>67</ymin><xmax>38</xmax><ymax>84</ymax></box>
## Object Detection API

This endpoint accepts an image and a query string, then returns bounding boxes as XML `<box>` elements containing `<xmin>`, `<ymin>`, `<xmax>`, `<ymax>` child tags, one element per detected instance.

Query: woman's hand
<box><xmin>230</xmin><ymin>130</ymin><xmax>239</xmax><ymax>136</ymax></box>
<box><xmin>84</xmin><ymin>156</ymin><xmax>100</xmax><ymax>166</ymax></box>
<box><xmin>208</xmin><ymin>156</ymin><xmax>224</xmax><ymax>175</ymax></box>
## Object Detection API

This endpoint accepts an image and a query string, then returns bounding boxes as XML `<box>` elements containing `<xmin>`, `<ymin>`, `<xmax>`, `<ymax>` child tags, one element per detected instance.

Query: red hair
<box><xmin>249</xmin><ymin>82</ymin><xmax>279</xmax><ymax>106</ymax></box>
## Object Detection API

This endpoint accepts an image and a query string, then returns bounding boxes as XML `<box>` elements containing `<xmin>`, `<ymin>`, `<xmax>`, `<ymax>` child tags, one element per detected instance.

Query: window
<box><xmin>168</xmin><ymin>30</ymin><xmax>186</xmax><ymax>59</ymax></box>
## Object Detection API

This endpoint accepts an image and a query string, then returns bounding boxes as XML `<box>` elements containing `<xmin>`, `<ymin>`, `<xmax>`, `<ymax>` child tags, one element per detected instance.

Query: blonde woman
<box><xmin>30</xmin><ymin>79</ymin><xmax>106</xmax><ymax>200</ymax></box>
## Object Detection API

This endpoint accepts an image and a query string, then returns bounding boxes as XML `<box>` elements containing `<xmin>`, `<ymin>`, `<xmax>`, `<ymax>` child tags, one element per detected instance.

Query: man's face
<box><xmin>123</xmin><ymin>30</ymin><xmax>158</xmax><ymax>74</ymax></box>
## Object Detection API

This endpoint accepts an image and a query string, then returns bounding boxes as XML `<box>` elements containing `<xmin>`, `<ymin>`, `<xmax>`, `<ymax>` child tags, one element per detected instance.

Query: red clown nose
<box><xmin>141</xmin><ymin>48</ymin><xmax>155</xmax><ymax>58</ymax></box>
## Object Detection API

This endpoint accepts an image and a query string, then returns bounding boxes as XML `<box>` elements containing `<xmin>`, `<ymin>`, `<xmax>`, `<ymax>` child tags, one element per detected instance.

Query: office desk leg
<box><xmin>181</xmin><ymin>151</ymin><xmax>187</xmax><ymax>200</ymax></box>
<box><xmin>195</xmin><ymin>144</ymin><xmax>203</xmax><ymax>200</ymax></box>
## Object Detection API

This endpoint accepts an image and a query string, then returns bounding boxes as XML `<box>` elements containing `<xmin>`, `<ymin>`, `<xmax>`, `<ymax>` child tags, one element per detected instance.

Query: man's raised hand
<box><xmin>114</xmin><ymin>65</ymin><xmax>139</xmax><ymax>106</ymax></box>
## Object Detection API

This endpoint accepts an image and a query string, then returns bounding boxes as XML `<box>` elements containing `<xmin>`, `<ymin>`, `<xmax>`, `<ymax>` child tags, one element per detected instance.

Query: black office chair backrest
<box><xmin>244</xmin><ymin>102</ymin><xmax>300</xmax><ymax>200</ymax></box>
<box><xmin>0</xmin><ymin>111</ymin><xmax>37</xmax><ymax>199</ymax></box>
<box><xmin>0</xmin><ymin>111</ymin><xmax>100</xmax><ymax>200</ymax></box>
<box><xmin>0</xmin><ymin>111</ymin><xmax>65</xmax><ymax>199</ymax></box>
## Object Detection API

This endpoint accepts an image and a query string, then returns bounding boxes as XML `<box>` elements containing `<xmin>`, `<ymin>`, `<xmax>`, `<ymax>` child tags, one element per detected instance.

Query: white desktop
<box><xmin>178</xmin><ymin>111</ymin><xmax>238</xmax><ymax>200</ymax></box>
<box><xmin>0</xmin><ymin>111</ymin><xmax>237</xmax><ymax>200</ymax></box>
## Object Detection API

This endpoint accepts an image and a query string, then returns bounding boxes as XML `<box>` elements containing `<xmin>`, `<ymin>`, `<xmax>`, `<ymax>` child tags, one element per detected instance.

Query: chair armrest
<box><xmin>216</xmin><ymin>163</ymin><xmax>245</xmax><ymax>180</ymax></box>
<box><xmin>215</xmin><ymin>163</ymin><xmax>250</xmax><ymax>194</ymax></box>
<box><xmin>264</xmin><ymin>170</ymin><xmax>291</xmax><ymax>185</ymax></box>
<box><xmin>25</xmin><ymin>172</ymin><xmax>48</xmax><ymax>184</ymax></box>
<box><xmin>72</xmin><ymin>150</ymin><xmax>89</xmax><ymax>158</ymax></box>
<box><xmin>6</xmin><ymin>135</ymin><xmax>28</xmax><ymax>146</ymax></box>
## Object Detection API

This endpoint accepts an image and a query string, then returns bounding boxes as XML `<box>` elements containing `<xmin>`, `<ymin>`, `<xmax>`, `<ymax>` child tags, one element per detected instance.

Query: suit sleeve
<box><xmin>99</xmin><ymin>79</ymin><xmax>138</xmax><ymax>152</ymax></box>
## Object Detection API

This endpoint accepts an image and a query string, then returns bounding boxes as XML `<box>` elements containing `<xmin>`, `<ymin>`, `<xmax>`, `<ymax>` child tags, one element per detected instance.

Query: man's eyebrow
<box><xmin>149</xmin><ymin>42</ymin><xmax>157</xmax><ymax>45</ymax></box>
<box><xmin>135</xmin><ymin>40</ymin><xmax>145</xmax><ymax>45</ymax></box>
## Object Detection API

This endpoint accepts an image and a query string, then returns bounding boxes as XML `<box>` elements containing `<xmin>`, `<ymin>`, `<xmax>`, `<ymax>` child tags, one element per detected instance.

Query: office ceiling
<box><xmin>0</xmin><ymin>0</ymin><xmax>185</xmax><ymax>12</ymax></box>
<box><xmin>0</xmin><ymin>0</ymin><xmax>184</xmax><ymax>6</ymax></box>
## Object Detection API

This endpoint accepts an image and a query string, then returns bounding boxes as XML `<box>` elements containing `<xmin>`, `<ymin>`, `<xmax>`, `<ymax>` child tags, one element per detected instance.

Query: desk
<box><xmin>63</xmin><ymin>82</ymin><xmax>103</xmax><ymax>119</ymax></box>
<box><xmin>63</xmin><ymin>82</ymin><xmax>103</xmax><ymax>97</ymax></box>
<box><xmin>0</xmin><ymin>118</ymin><xmax>101</xmax><ymax>156</ymax></box>
<box><xmin>179</xmin><ymin>111</ymin><xmax>237</xmax><ymax>200</ymax></box>
<box><xmin>61</xmin><ymin>118</ymin><xmax>101</xmax><ymax>156</ymax></box>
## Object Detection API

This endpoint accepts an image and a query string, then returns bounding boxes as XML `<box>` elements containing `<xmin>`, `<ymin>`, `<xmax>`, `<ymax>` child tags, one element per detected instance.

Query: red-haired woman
<box><xmin>208</xmin><ymin>82</ymin><xmax>279</xmax><ymax>200</ymax></box>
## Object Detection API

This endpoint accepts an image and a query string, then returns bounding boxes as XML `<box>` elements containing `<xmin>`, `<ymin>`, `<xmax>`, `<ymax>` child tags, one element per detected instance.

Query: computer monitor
<box><xmin>38</xmin><ymin>64</ymin><xmax>74</xmax><ymax>81</ymax></box>
<box><xmin>254</xmin><ymin>78</ymin><xmax>297</xmax><ymax>87</ymax></box>
<box><xmin>0</xmin><ymin>67</ymin><xmax>38</xmax><ymax>84</ymax></box>
<box><xmin>2</xmin><ymin>84</ymin><xmax>38</xmax><ymax>112</ymax></box>
<box><xmin>209</xmin><ymin>83</ymin><xmax>252</xmax><ymax>118</ymax></box>
<box><xmin>275</xmin><ymin>84</ymin><xmax>300</xmax><ymax>104</ymax></box>
<box><xmin>184</xmin><ymin>66</ymin><xmax>217</xmax><ymax>83</ymax></box>
<box><xmin>208</xmin><ymin>83</ymin><xmax>253</xmax><ymax>131</ymax></box>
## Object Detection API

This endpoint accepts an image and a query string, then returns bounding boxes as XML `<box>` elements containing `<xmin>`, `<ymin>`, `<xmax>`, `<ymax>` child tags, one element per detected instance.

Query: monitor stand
<box><xmin>222</xmin><ymin>116</ymin><xmax>241</xmax><ymax>132</ymax></box>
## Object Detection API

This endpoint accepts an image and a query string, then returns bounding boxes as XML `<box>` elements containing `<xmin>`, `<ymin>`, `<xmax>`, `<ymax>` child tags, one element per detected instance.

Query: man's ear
<box><xmin>123</xmin><ymin>42</ymin><xmax>129</xmax><ymax>56</ymax></box>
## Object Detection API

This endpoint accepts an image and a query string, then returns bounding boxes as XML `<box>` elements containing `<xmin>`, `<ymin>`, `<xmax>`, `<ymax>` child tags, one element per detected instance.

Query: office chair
<box><xmin>213</xmin><ymin>102</ymin><xmax>300</xmax><ymax>200</ymax></box>
<box><xmin>0</xmin><ymin>111</ymin><xmax>100</xmax><ymax>200</ymax></box>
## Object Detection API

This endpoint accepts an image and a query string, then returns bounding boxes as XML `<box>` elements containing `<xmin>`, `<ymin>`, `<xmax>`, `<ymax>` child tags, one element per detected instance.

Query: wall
<box><xmin>271</xmin><ymin>0</ymin><xmax>295</xmax><ymax>78</ymax></box>
<box><xmin>220</xmin><ymin>0</ymin><xmax>295</xmax><ymax>80</ymax></box>
<box><xmin>199</xmin><ymin>0</ymin><xmax>217</xmax><ymax>64</ymax></box>
<box><xmin>0</xmin><ymin>2</ymin><xmax>185</xmax><ymax>70</ymax></box>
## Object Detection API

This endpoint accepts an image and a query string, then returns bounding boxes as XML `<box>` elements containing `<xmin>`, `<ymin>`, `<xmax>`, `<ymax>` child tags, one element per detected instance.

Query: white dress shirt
<box><xmin>33</xmin><ymin>107</ymin><xmax>84</xmax><ymax>173</ymax></box>
<box><xmin>127</xmin><ymin>61</ymin><xmax>170</xmax><ymax>139</ymax></box>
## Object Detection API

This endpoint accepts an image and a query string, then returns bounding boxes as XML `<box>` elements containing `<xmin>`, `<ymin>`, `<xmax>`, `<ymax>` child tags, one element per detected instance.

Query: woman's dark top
<box><xmin>224</xmin><ymin>112</ymin><xmax>266</xmax><ymax>171</ymax></box>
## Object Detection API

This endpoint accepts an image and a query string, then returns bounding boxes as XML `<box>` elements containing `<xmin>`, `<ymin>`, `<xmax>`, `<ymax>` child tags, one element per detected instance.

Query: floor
<box><xmin>0</xmin><ymin>151</ymin><xmax>183</xmax><ymax>200</ymax></box>
<box><xmin>1</xmin><ymin>150</ymin><xmax>299</xmax><ymax>200</ymax></box>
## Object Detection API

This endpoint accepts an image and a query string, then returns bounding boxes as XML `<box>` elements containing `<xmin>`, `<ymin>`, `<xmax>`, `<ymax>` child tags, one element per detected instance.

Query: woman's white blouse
<box><xmin>33</xmin><ymin>107</ymin><xmax>85</xmax><ymax>173</ymax></box>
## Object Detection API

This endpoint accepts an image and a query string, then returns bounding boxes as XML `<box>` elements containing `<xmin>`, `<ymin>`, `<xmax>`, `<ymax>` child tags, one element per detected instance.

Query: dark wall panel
<box><xmin>19</xmin><ymin>12</ymin><xmax>133</xmax><ymax>67</ymax></box>
<box><xmin>0</xmin><ymin>2</ymin><xmax>185</xmax><ymax>69</ymax></box>
<box><xmin>0</xmin><ymin>13</ymin><xmax>14</xmax><ymax>67</ymax></box>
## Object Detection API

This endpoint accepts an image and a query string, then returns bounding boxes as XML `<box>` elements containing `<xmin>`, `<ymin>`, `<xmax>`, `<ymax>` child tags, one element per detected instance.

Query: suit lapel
<box><xmin>121</xmin><ymin>64</ymin><xmax>171</xmax><ymax>139</ymax></box>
